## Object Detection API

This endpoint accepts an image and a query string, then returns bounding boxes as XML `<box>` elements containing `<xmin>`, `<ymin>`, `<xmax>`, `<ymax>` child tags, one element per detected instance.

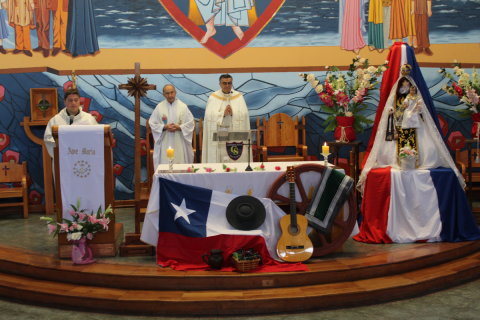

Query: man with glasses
<box><xmin>202</xmin><ymin>74</ymin><xmax>250</xmax><ymax>163</ymax></box>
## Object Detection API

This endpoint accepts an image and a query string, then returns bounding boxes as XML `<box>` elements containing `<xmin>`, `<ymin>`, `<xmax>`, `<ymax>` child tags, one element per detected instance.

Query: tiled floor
<box><xmin>0</xmin><ymin>206</ymin><xmax>479</xmax><ymax>319</ymax></box>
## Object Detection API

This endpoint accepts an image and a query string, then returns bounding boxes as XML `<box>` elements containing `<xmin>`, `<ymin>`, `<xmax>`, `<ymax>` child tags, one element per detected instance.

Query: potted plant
<box><xmin>398</xmin><ymin>142</ymin><xmax>417</xmax><ymax>171</ymax></box>
<box><xmin>300</xmin><ymin>56</ymin><xmax>389</xmax><ymax>142</ymax></box>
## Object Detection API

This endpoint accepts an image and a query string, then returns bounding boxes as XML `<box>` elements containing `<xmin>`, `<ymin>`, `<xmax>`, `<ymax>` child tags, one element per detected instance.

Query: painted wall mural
<box><xmin>0</xmin><ymin>0</ymin><xmax>479</xmax><ymax>58</ymax></box>
<box><xmin>0</xmin><ymin>68</ymin><xmax>475</xmax><ymax>203</ymax></box>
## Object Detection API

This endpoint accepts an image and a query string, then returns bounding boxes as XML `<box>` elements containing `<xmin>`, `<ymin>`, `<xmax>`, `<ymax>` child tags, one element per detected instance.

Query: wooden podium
<box><xmin>52</xmin><ymin>125</ymin><xmax>123</xmax><ymax>258</ymax></box>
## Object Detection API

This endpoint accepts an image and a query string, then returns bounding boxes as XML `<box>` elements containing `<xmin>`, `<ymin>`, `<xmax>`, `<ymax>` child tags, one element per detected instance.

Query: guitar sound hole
<box><xmin>288</xmin><ymin>224</ymin><xmax>300</xmax><ymax>236</ymax></box>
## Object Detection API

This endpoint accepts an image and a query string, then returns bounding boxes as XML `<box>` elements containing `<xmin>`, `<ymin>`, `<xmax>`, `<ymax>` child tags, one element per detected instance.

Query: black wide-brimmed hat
<box><xmin>226</xmin><ymin>196</ymin><xmax>266</xmax><ymax>231</ymax></box>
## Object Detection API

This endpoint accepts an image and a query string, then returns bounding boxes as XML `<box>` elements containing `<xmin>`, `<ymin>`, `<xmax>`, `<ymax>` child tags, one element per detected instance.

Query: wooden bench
<box><xmin>0</xmin><ymin>162</ymin><xmax>28</xmax><ymax>218</ymax></box>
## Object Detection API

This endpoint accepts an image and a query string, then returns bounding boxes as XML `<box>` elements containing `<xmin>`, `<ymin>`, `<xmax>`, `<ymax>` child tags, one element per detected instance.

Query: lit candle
<box><xmin>322</xmin><ymin>142</ymin><xmax>329</xmax><ymax>154</ymax></box>
<box><xmin>167</xmin><ymin>146</ymin><xmax>174</xmax><ymax>158</ymax></box>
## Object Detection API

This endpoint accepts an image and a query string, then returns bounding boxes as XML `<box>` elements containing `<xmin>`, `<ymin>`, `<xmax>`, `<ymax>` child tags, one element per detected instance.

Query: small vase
<box><xmin>334</xmin><ymin>116</ymin><xmax>356</xmax><ymax>142</ymax></box>
<box><xmin>471</xmin><ymin>113</ymin><xmax>480</xmax><ymax>139</ymax></box>
<box><xmin>400</xmin><ymin>156</ymin><xmax>417</xmax><ymax>171</ymax></box>
<box><xmin>71</xmin><ymin>237</ymin><xmax>96</xmax><ymax>265</ymax></box>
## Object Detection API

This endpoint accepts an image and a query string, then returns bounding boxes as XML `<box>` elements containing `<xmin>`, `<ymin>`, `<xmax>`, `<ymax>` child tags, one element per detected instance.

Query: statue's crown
<box><xmin>401</xmin><ymin>63</ymin><xmax>412</xmax><ymax>77</ymax></box>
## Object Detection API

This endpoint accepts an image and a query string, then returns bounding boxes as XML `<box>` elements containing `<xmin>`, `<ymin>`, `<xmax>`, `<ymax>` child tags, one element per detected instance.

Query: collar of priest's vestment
<box><xmin>166</xmin><ymin>99</ymin><xmax>178</xmax><ymax>107</ymax></box>
<box><xmin>65</xmin><ymin>109</ymin><xmax>81</xmax><ymax>117</ymax></box>
<box><xmin>211</xmin><ymin>90</ymin><xmax>242</xmax><ymax>101</ymax></box>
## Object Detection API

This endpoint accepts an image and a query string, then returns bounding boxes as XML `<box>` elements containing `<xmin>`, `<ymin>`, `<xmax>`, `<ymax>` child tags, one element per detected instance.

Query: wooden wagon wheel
<box><xmin>266</xmin><ymin>163</ymin><xmax>357</xmax><ymax>257</ymax></box>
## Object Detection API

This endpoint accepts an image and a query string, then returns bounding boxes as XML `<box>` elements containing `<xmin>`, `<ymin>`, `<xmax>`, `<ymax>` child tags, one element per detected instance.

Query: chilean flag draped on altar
<box><xmin>155</xmin><ymin>178</ymin><xmax>308</xmax><ymax>272</ymax></box>
<box><xmin>355</xmin><ymin>42</ymin><xmax>480</xmax><ymax>244</ymax></box>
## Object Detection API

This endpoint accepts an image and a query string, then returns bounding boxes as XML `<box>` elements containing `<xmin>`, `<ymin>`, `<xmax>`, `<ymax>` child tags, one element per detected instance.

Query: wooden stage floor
<box><xmin>0</xmin><ymin>208</ymin><xmax>479</xmax><ymax>316</ymax></box>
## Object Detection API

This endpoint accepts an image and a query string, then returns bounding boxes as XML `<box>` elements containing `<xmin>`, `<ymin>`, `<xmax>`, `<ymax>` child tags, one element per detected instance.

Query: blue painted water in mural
<box><xmin>90</xmin><ymin>0</ymin><xmax>480</xmax><ymax>48</ymax></box>
<box><xmin>0</xmin><ymin>69</ymin><xmax>475</xmax><ymax>202</ymax></box>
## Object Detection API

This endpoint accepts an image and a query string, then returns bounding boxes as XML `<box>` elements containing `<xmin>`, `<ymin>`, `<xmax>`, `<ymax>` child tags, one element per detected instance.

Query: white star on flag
<box><xmin>172</xmin><ymin>199</ymin><xmax>196</xmax><ymax>224</ymax></box>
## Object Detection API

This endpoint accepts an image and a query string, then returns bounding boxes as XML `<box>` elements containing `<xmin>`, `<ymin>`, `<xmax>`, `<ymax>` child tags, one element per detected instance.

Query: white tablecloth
<box><xmin>141</xmin><ymin>161</ymin><xmax>358</xmax><ymax>246</ymax></box>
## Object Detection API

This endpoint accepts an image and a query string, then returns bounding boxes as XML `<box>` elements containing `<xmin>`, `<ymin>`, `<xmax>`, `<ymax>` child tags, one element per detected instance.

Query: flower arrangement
<box><xmin>439</xmin><ymin>60</ymin><xmax>479</xmax><ymax>118</ymax></box>
<box><xmin>399</xmin><ymin>143</ymin><xmax>417</xmax><ymax>159</ymax></box>
<box><xmin>299</xmin><ymin>56</ymin><xmax>389</xmax><ymax>134</ymax></box>
<box><xmin>186</xmin><ymin>165</ymin><xmax>199</xmax><ymax>173</ymax></box>
<box><xmin>254</xmin><ymin>162</ymin><xmax>265</xmax><ymax>171</ymax></box>
<box><xmin>41</xmin><ymin>197</ymin><xmax>114</xmax><ymax>242</ymax></box>
<box><xmin>203</xmin><ymin>167</ymin><xmax>216</xmax><ymax>173</ymax></box>
<box><xmin>275</xmin><ymin>166</ymin><xmax>281</xmax><ymax>171</ymax></box>
<box><xmin>232</xmin><ymin>248</ymin><xmax>262</xmax><ymax>262</ymax></box>
<box><xmin>222</xmin><ymin>164</ymin><xmax>237</xmax><ymax>172</ymax></box>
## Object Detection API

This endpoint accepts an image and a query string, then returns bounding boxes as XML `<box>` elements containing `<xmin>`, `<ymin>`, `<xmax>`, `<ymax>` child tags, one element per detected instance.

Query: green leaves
<box><xmin>455</xmin><ymin>108</ymin><xmax>475</xmax><ymax>118</ymax></box>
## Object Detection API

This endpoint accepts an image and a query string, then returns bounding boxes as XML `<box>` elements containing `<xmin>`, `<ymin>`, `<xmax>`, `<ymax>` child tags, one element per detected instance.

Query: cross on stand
<box><xmin>37</xmin><ymin>94</ymin><xmax>52</xmax><ymax>117</ymax></box>
<box><xmin>277</xmin><ymin>119</ymin><xmax>284</xmax><ymax>129</ymax></box>
<box><xmin>2</xmin><ymin>165</ymin><xmax>9</xmax><ymax>176</ymax></box>
<box><xmin>119</xmin><ymin>63</ymin><xmax>156</xmax><ymax>234</ymax></box>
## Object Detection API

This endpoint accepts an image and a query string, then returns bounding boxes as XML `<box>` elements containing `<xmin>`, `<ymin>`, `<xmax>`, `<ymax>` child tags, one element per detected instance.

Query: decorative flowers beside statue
<box><xmin>299</xmin><ymin>56</ymin><xmax>389</xmax><ymax>142</ymax></box>
<box><xmin>399</xmin><ymin>142</ymin><xmax>417</xmax><ymax>171</ymax></box>
<box><xmin>439</xmin><ymin>61</ymin><xmax>480</xmax><ymax>139</ymax></box>
<box><xmin>41</xmin><ymin>198</ymin><xmax>114</xmax><ymax>265</ymax></box>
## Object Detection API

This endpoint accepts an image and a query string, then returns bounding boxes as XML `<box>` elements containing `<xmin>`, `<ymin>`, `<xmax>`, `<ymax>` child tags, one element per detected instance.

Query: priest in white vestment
<box><xmin>201</xmin><ymin>74</ymin><xmax>251</xmax><ymax>163</ymax></box>
<box><xmin>149</xmin><ymin>85</ymin><xmax>195</xmax><ymax>170</ymax></box>
<box><xmin>44</xmin><ymin>88</ymin><xmax>98</xmax><ymax>159</ymax></box>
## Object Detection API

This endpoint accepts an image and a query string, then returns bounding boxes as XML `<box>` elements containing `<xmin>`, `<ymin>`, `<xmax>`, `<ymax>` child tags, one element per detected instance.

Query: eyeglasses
<box><xmin>221</xmin><ymin>82</ymin><xmax>232</xmax><ymax>85</ymax></box>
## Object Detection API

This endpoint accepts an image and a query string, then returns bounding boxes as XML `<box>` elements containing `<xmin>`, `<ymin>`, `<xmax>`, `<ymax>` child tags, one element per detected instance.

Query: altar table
<box><xmin>141</xmin><ymin>161</ymin><xmax>358</xmax><ymax>247</ymax></box>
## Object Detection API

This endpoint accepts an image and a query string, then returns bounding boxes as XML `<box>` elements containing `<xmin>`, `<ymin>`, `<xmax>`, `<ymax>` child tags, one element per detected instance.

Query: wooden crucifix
<box><xmin>119</xmin><ymin>63</ymin><xmax>156</xmax><ymax>234</ymax></box>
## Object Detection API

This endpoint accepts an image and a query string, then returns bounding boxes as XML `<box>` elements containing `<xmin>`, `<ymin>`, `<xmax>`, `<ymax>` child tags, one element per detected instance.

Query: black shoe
<box><xmin>23</xmin><ymin>50</ymin><xmax>32</xmax><ymax>57</ymax></box>
<box><xmin>32</xmin><ymin>46</ymin><xmax>42</xmax><ymax>52</ymax></box>
<box><xmin>0</xmin><ymin>46</ymin><xmax>6</xmax><ymax>54</ymax></box>
<box><xmin>13</xmin><ymin>49</ymin><xmax>22</xmax><ymax>54</ymax></box>
<box><xmin>52</xmin><ymin>47</ymin><xmax>61</xmax><ymax>56</ymax></box>
<box><xmin>43</xmin><ymin>49</ymin><xmax>49</xmax><ymax>57</ymax></box>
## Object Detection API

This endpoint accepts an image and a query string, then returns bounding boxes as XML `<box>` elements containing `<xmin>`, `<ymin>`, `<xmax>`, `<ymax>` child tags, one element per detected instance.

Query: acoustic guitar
<box><xmin>276</xmin><ymin>166</ymin><xmax>314</xmax><ymax>262</ymax></box>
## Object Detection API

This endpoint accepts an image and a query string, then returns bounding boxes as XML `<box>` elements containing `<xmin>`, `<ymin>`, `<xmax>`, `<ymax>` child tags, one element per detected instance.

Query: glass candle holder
<box><xmin>321</xmin><ymin>153</ymin><xmax>330</xmax><ymax>167</ymax></box>
<box><xmin>168</xmin><ymin>157</ymin><xmax>174</xmax><ymax>172</ymax></box>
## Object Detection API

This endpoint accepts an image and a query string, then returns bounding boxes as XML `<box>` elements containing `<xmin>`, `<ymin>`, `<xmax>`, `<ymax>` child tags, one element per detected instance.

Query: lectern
<box><xmin>212</xmin><ymin>129</ymin><xmax>252</xmax><ymax>163</ymax></box>
<box><xmin>52</xmin><ymin>125</ymin><xmax>123</xmax><ymax>258</ymax></box>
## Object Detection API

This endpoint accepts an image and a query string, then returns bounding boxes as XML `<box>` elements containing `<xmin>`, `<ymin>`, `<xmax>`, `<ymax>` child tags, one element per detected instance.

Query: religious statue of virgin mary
<box><xmin>357</xmin><ymin>63</ymin><xmax>465</xmax><ymax>192</ymax></box>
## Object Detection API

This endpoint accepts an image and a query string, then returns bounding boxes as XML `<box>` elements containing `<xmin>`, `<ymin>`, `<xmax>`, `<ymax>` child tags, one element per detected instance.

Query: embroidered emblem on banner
<box><xmin>162</xmin><ymin>114</ymin><xmax>168</xmax><ymax>125</ymax></box>
<box><xmin>226</xmin><ymin>141</ymin><xmax>243</xmax><ymax>161</ymax></box>
<box><xmin>73</xmin><ymin>160</ymin><xmax>91</xmax><ymax>178</ymax></box>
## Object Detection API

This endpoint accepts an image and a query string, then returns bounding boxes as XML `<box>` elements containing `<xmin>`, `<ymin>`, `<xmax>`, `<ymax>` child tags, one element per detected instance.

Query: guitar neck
<box><xmin>289</xmin><ymin>182</ymin><xmax>297</xmax><ymax>228</ymax></box>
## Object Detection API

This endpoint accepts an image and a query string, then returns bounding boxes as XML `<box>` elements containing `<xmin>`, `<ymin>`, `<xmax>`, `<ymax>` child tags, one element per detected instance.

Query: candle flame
<box><xmin>324</xmin><ymin>142</ymin><xmax>327</xmax><ymax>146</ymax></box>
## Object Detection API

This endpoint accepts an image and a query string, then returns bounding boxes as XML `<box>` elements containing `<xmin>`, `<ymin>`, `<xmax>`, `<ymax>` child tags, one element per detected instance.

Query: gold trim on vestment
<box><xmin>211</xmin><ymin>92</ymin><xmax>242</xmax><ymax>101</ymax></box>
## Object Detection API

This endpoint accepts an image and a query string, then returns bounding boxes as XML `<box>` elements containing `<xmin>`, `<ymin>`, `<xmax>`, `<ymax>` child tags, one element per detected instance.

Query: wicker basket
<box><xmin>232</xmin><ymin>256</ymin><xmax>261</xmax><ymax>272</ymax></box>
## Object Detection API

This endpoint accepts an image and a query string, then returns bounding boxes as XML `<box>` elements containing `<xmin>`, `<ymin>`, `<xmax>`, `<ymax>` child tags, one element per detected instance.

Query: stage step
<box><xmin>0</xmin><ymin>252</ymin><xmax>479</xmax><ymax>316</ymax></box>
<box><xmin>0</xmin><ymin>241</ymin><xmax>479</xmax><ymax>291</ymax></box>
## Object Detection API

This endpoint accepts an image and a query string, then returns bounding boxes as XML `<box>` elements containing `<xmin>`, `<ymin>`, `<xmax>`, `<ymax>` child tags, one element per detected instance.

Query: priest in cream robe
<box><xmin>44</xmin><ymin>88</ymin><xmax>98</xmax><ymax>159</ymax></box>
<box><xmin>149</xmin><ymin>84</ymin><xmax>195</xmax><ymax>169</ymax></box>
<box><xmin>201</xmin><ymin>74</ymin><xmax>250</xmax><ymax>163</ymax></box>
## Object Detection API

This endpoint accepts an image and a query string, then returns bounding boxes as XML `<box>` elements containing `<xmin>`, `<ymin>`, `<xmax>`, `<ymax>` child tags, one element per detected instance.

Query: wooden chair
<box><xmin>456</xmin><ymin>149</ymin><xmax>480</xmax><ymax>190</ymax></box>
<box><xmin>0</xmin><ymin>162</ymin><xmax>28</xmax><ymax>218</ymax></box>
<box><xmin>256</xmin><ymin>113</ymin><xmax>308</xmax><ymax>162</ymax></box>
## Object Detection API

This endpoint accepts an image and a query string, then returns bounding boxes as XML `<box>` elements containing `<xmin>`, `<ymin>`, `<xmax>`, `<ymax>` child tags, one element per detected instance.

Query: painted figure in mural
<box><xmin>53</xmin><ymin>0</ymin><xmax>69</xmax><ymax>55</ymax></box>
<box><xmin>189</xmin><ymin>0</ymin><xmax>256</xmax><ymax>44</ymax></box>
<box><xmin>404</xmin><ymin>0</ymin><xmax>416</xmax><ymax>47</ymax></box>
<box><xmin>149</xmin><ymin>84</ymin><xmax>195</xmax><ymax>169</ymax></box>
<box><xmin>7</xmin><ymin>0</ymin><xmax>35</xmax><ymax>56</ymax></box>
<box><xmin>65</xmin><ymin>0</ymin><xmax>99</xmax><ymax>57</ymax></box>
<box><xmin>389</xmin><ymin>0</ymin><xmax>407</xmax><ymax>43</ymax></box>
<box><xmin>382</xmin><ymin>0</ymin><xmax>392</xmax><ymax>50</ymax></box>
<box><xmin>33</xmin><ymin>0</ymin><xmax>57</xmax><ymax>57</ymax></box>
<box><xmin>412</xmin><ymin>0</ymin><xmax>433</xmax><ymax>55</ymax></box>
<box><xmin>367</xmin><ymin>0</ymin><xmax>385</xmax><ymax>52</ymax></box>
<box><xmin>202</xmin><ymin>74</ymin><xmax>250</xmax><ymax>163</ymax></box>
<box><xmin>44</xmin><ymin>88</ymin><xmax>98</xmax><ymax>159</ymax></box>
<box><xmin>340</xmin><ymin>0</ymin><xmax>366</xmax><ymax>54</ymax></box>
<box><xmin>0</xmin><ymin>0</ymin><xmax>8</xmax><ymax>54</ymax></box>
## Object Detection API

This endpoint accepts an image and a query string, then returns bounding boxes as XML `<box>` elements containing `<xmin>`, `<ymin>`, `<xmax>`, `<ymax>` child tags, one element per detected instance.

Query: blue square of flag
<box><xmin>158</xmin><ymin>178</ymin><xmax>212</xmax><ymax>238</ymax></box>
